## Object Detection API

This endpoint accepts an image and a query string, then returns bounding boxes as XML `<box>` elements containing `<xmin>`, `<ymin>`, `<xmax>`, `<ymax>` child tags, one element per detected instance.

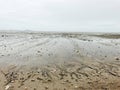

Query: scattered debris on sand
<box><xmin>0</xmin><ymin>32</ymin><xmax>120</xmax><ymax>90</ymax></box>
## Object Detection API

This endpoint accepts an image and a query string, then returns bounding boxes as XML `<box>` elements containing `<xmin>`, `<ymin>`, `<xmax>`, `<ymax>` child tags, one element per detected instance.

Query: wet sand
<box><xmin>0</xmin><ymin>31</ymin><xmax>120</xmax><ymax>90</ymax></box>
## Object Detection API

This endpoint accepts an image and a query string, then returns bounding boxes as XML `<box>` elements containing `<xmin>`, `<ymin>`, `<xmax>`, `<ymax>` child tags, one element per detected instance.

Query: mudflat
<box><xmin>0</xmin><ymin>31</ymin><xmax>120</xmax><ymax>90</ymax></box>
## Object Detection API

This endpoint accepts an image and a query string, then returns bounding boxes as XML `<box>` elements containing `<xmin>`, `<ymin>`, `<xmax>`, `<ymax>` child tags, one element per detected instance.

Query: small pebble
<box><xmin>45</xmin><ymin>86</ymin><xmax>48</xmax><ymax>89</ymax></box>
<box><xmin>74</xmin><ymin>85</ymin><xmax>78</xmax><ymax>88</ymax></box>
<box><xmin>31</xmin><ymin>79</ymin><xmax>35</xmax><ymax>82</ymax></box>
<box><xmin>5</xmin><ymin>85</ymin><xmax>10</xmax><ymax>90</ymax></box>
<box><xmin>11</xmin><ymin>81</ymin><xmax>14</xmax><ymax>83</ymax></box>
<box><xmin>115</xmin><ymin>57</ymin><xmax>119</xmax><ymax>60</ymax></box>
<box><xmin>37</xmin><ymin>51</ymin><xmax>40</xmax><ymax>53</ymax></box>
<box><xmin>1</xmin><ymin>35</ymin><xmax>4</xmax><ymax>37</ymax></box>
<box><xmin>34</xmin><ymin>88</ymin><xmax>37</xmax><ymax>90</ymax></box>
<box><xmin>25</xmin><ymin>87</ymin><xmax>28</xmax><ymax>90</ymax></box>
<box><xmin>37</xmin><ymin>77</ymin><xmax>42</xmax><ymax>80</ymax></box>
<box><xmin>5</xmin><ymin>85</ymin><xmax>14</xmax><ymax>90</ymax></box>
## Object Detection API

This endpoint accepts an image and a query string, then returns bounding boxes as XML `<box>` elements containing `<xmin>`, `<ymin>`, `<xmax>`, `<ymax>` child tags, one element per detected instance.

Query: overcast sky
<box><xmin>0</xmin><ymin>0</ymin><xmax>120</xmax><ymax>32</ymax></box>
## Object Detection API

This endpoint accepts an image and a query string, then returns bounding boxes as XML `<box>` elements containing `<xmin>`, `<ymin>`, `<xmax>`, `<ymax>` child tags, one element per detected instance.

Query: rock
<box><xmin>76</xmin><ymin>50</ymin><xmax>79</xmax><ymax>53</ymax></box>
<box><xmin>45</xmin><ymin>86</ymin><xmax>48</xmax><ymax>89</ymax></box>
<box><xmin>11</xmin><ymin>80</ymin><xmax>14</xmax><ymax>83</ymax></box>
<box><xmin>1</xmin><ymin>35</ymin><xmax>4</xmax><ymax>37</ymax></box>
<box><xmin>37</xmin><ymin>51</ymin><xmax>40</xmax><ymax>53</ymax></box>
<box><xmin>5</xmin><ymin>85</ymin><xmax>10</xmax><ymax>90</ymax></box>
<box><xmin>5</xmin><ymin>85</ymin><xmax>14</xmax><ymax>90</ymax></box>
<box><xmin>105</xmin><ymin>56</ymin><xmax>107</xmax><ymax>57</ymax></box>
<box><xmin>34</xmin><ymin>88</ymin><xmax>36</xmax><ymax>90</ymax></box>
<box><xmin>24</xmin><ymin>87</ymin><xmax>28</xmax><ymax>90</ymax></box>
<box><xmin>74</xmin><ymin>85</ymin><xmax>79</xmax><ymax>89</ymax></box>
<box><xmin>115</xmin><ymin>57</ymin><xmax>119</xmax><ymax>60</ymax></box>
<box><xmin>31</xmin><ymin>79</ymin><xmax>35</xmax><ymax>82</ymax></box>
<box><xmin>47</xmin><ymin>79</ymin><xmax>52</xmax><ymax>82</ymax></box>
<box><xmin>50</xmin><ymin>69</ymin><xmax>56</xmax><ymax>73</ymax></box>
<box><xmin>37</xmin><ymin>77</ymin><xmax>43</xmax><ymax>80</ymax></box>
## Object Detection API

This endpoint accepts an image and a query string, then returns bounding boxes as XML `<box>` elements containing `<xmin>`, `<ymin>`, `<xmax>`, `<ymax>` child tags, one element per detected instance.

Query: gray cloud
<box><xmin>0</xmin><ymin>0</ymin><xmax>120</xmax><ymax>32</ymax></box>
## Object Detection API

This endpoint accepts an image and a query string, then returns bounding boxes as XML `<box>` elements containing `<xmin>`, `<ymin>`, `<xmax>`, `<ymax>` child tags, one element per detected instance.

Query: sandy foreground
<box><xmin>0</xmin><ymin>31</ymin><xmax>120</xmax><ymax>90</ymax></box>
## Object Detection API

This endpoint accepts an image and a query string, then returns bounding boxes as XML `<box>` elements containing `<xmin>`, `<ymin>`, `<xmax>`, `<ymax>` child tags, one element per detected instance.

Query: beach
<box><xmin>0</xmin><ymin>31</ymin><xmax>120</xmax><ymax>90</ymax></box>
